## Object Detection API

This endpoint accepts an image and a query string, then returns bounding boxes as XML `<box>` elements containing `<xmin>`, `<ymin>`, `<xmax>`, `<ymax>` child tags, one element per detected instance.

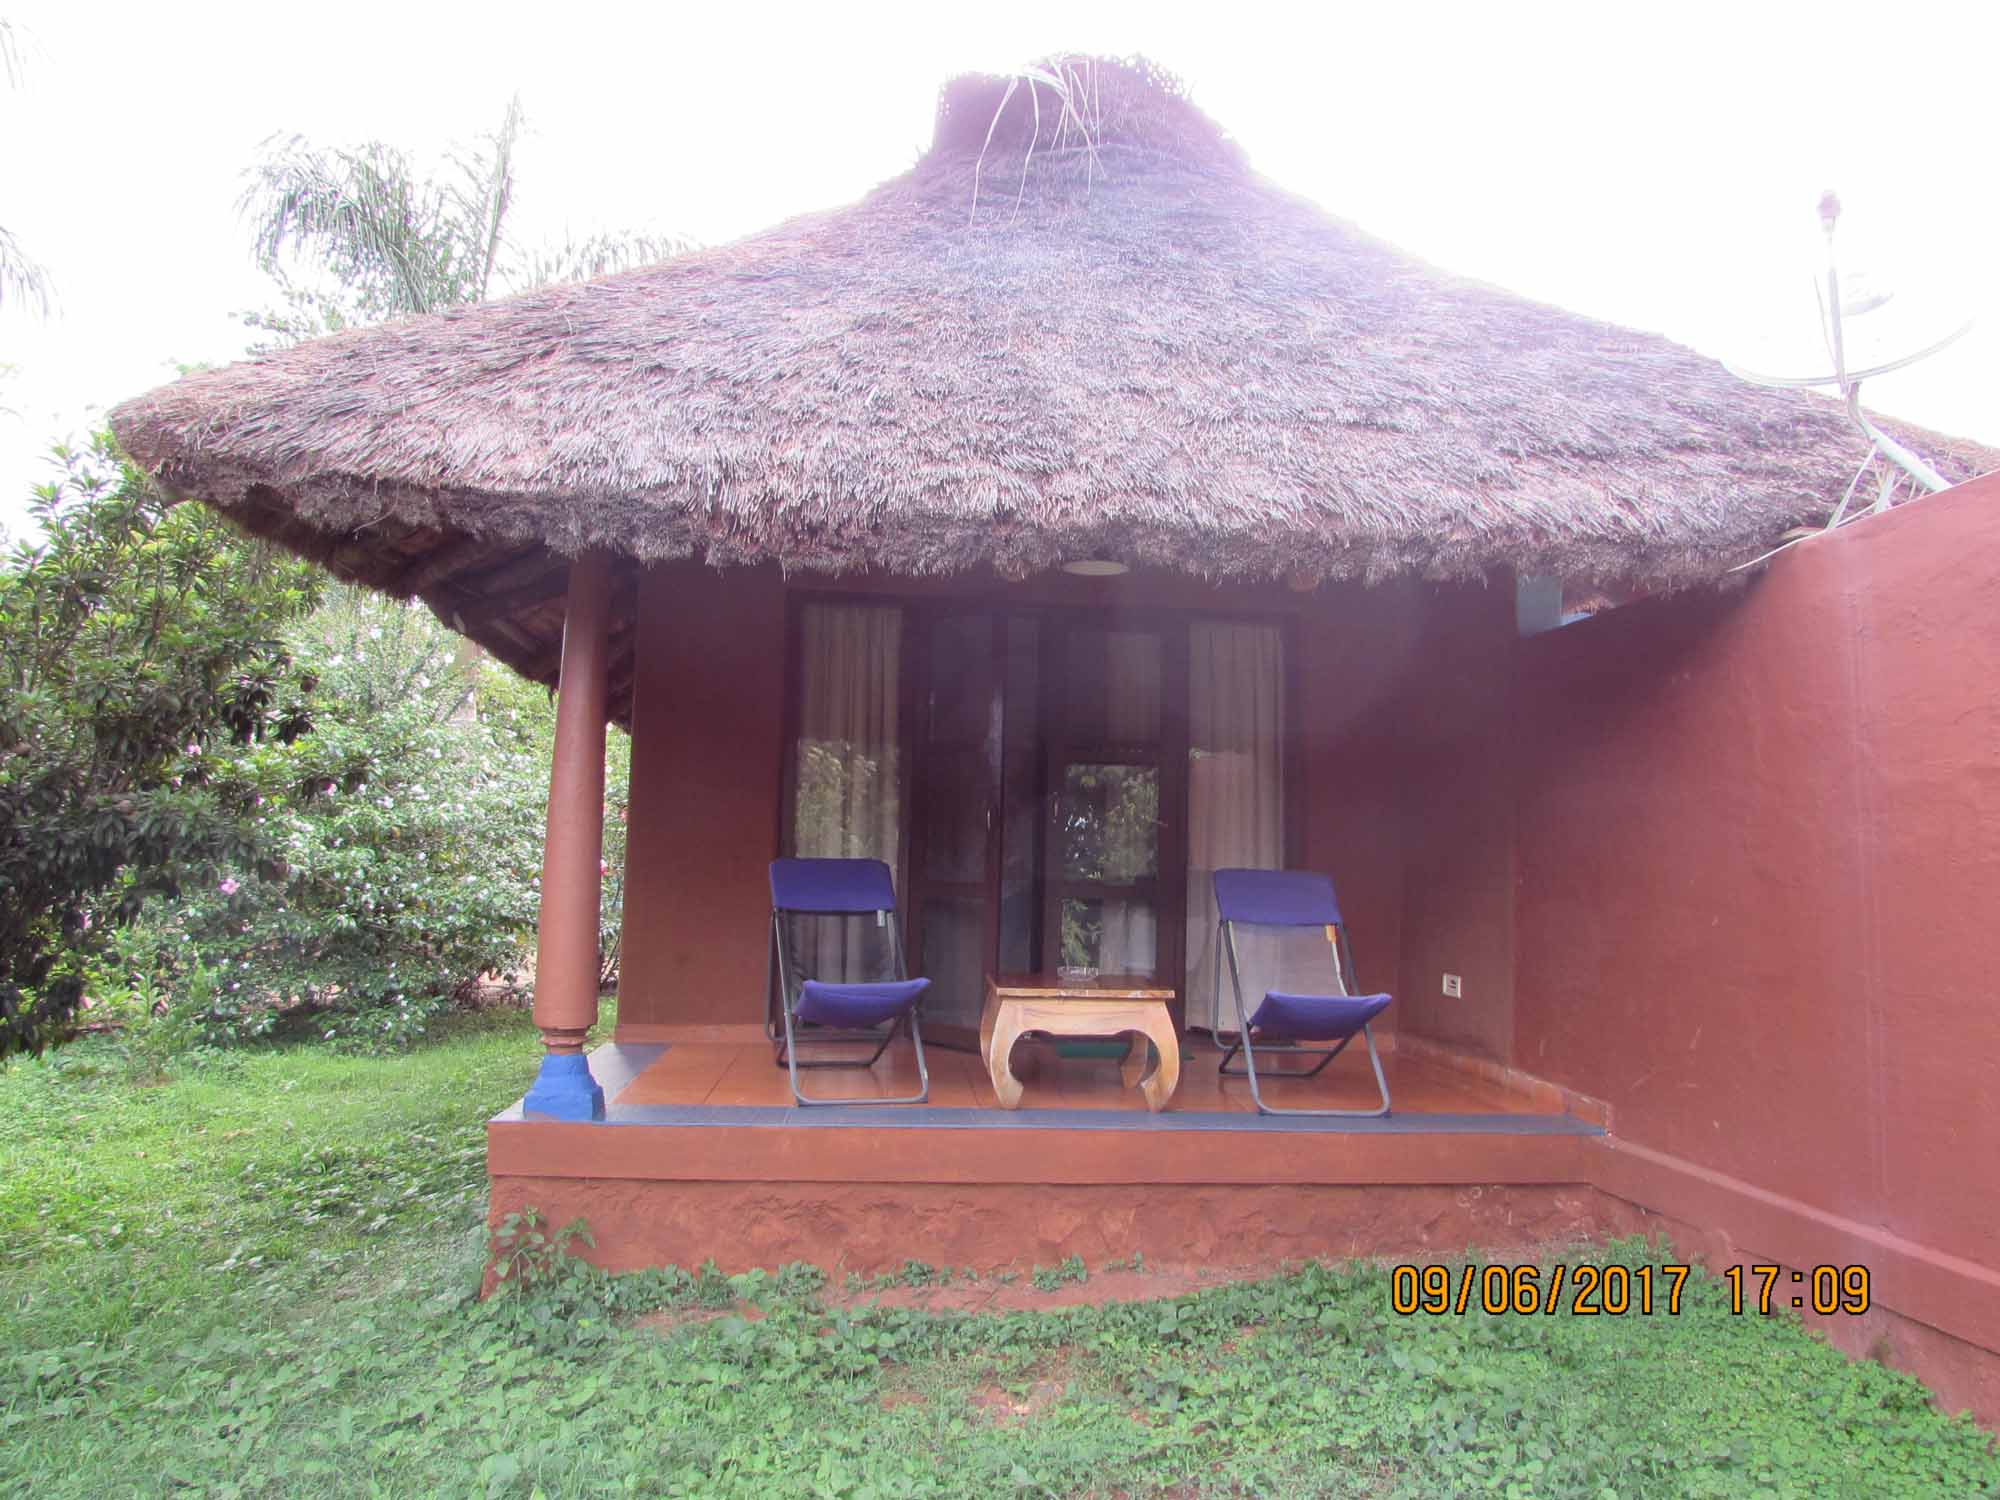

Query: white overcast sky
<box><xmin>1</xmin><ymin>0</ymin><xmax>1994</xmax><ymax>539</ymax></box>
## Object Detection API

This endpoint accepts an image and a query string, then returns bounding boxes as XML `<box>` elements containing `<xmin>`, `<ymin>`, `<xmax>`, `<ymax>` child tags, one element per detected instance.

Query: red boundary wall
<box><xmin>1403</xmin><ymin>472</ymin><xmax>2000</xmax><ymax>1423</ymax></box>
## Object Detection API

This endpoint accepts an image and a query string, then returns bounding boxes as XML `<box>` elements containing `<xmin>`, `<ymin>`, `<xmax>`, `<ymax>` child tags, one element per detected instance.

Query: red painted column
<box><xmin>523</xmin><ymin>551</ymin><xmax>614</xmax><ymax>1119</ymax></box>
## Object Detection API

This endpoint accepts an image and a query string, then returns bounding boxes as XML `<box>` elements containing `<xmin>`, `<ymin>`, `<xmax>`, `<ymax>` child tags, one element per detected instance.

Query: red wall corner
<box><xmin>1508</xmin><ymin>471</ymin><xmax>2000</xmax><ymax>1364</ymax></box>
<box><xmin>616</xmin><ymin>562</ymin><xmax>787</xmax><ymax>1033</ymax></box>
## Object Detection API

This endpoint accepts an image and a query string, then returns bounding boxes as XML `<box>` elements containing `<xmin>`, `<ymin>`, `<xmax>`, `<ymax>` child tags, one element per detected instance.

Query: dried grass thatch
<box><xmin>110</xmin><ymin>56</ymin><xmax>1993</xmax><ymax>714</ymax></box>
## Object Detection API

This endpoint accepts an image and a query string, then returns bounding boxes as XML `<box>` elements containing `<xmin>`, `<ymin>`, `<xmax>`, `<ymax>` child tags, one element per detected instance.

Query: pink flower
<box><xmin>599</xmin><ymin>860</ymin><xmax>609</xmax><ymax>875</ymax></box>
<box><xmin>219</xmin><ymin>878</ymin><xmax>240</xmax><ymax>896</ymax></box>
<box><xmin>186</xmin><ymin>742</ymin><xmax>201</xmax><ymax>757</ymax></box>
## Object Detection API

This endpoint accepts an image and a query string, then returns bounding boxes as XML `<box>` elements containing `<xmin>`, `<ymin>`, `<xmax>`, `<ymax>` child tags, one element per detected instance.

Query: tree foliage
<box><xmin>0</xmin><ymin>437</ymin><xmax>320</xmax><ymax>1055</ymax></box>
<box><xmin>3</xmin><ymin>100</ymin><xmax>658</xmax><ymax>1059</ymax></box>
<box><xmin>95</xmin><ymin>588</ymin><xmax>633</xmax><ymax>1052</ymax></box>
<box><xmin>239</xmin><ymin>97</ymin><xmax>686</xmax><ymax>344</ymax></box>
<box><xmin>128</xmin><ymin>591</ymin><xmax>548</xmax><ymax>1048</ymax></box>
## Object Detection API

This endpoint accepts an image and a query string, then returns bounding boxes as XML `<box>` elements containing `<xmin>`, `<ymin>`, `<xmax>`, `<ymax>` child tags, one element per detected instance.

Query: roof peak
<box><xmin>930</xmin><ymin>55</ymin><xmax>1245</xmax><ymax>172</ymax></box>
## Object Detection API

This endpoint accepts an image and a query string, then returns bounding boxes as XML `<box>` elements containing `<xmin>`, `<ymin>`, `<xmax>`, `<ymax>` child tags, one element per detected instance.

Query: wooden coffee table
<box><xmin>981</xmin><ymin>973</ymin><xmax>1181</xmax><ymax>1112</ymax></box>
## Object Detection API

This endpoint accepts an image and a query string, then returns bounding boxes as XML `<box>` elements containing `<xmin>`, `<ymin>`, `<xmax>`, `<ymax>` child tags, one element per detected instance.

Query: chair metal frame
<box><xmin>767</xmin><ymin>859</ymin><xmax>930</xmax><ymax>1108</ymax></box>
<box><xmin>1213</xmin><ymin>870</ymin><xmax>1391</xmax><ymax>1118</ymax></box>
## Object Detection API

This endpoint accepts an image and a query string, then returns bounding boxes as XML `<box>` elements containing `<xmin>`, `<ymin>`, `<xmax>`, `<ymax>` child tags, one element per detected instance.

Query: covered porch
<box><xmin>489</xmin><ymin>547</ymin><xmax>1625</xmax><ymax>1273</ymax></box>
<box><xmin>489</xmin><ymin>1033</ymin><xmax>1622</xmax><ymax>1274</ymax></box>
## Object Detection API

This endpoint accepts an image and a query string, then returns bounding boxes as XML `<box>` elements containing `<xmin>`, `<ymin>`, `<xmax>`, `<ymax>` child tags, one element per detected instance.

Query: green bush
<box><xmin>3</xmin><ymin>437</ymin><xmax>631</xmax><ymax>1058</ymax></box>
<box><xmin>0</xmin><ymin>437</ymin><xmax>320</xmax><ymax>1056</ymax></box>
<box><xmin>114</xmin><ymin>586</ymin><xmax>632</xmax><ymax>1052</ymax></box>
<box><xmin>146</xmin><ymin>589</ymin><xmax>547</xmax><ymax>1048</ymax></box>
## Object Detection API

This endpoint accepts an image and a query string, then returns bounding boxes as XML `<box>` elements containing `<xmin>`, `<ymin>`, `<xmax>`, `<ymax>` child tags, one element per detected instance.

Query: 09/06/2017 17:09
<box><xmin>1390</xmin><ymin>1262</ymin><xmax>1872</xmax><ymax>1317</ymax></box>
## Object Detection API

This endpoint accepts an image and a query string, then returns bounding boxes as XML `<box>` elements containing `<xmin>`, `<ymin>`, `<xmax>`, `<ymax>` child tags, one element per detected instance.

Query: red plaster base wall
<box><xmin>1603</xmin><ymin>1196</ymin><xmax>2000</xmax><ymax>1430</ymax></box>
<box><xmin>490</xmin><ymin>1161</ymin><xmax>2000</xmax><ymax>1426</ymax></box>
<box><xmin>488</xmin><ymin>1174</ymin><xmax>1650</xmax><ymax>1277</ymax></box>
<box><xmin>1496</xmin><ymin>473</ymin><xmax>2000</xmax><ymax>1430</ymax></box>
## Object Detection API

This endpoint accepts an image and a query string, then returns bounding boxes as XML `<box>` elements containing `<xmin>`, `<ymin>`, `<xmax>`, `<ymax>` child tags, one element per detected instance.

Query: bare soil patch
<box><xmin>969</xmin><ymin>1349</ymin><xmax>1078</xmax><ymax>1425</ymax></box>
<box><xmin>822</xmin><ymin>1260</ymin><xmax>1291</xmax><ymax>1315</ymax></box>
<box><xmin>633</xmin><ymin>1302</ymin><xmax>766</xmax><ymax>1336</ymax></box>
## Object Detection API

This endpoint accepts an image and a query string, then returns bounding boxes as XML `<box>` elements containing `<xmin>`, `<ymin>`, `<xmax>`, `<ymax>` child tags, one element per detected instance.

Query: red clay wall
<box><xmin>1389</xmin><ymin>582</ymin><xmax>1521</xmax><ymax>1059</ymax></box>
<box><xmin>618</xmin><ymin>562</ymin><xmax>788</xmax><ymax>1035</ymax></box>
<box><xmin>1498</xmin><ymin>473</ymin><xmax>2000</xmax><ymax>1415</ymax></box>
<box><xmin>614</xmin><ymin>563</ymin><xmax>1451</xmax><ymax>1036</ymax></box>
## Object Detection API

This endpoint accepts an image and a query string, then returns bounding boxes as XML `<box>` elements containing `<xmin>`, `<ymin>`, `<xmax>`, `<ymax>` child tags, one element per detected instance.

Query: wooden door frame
<box><xmin>899</xmin><ymin>604</ymin><xmax>1004</xmax><ymax>1049</ymax></box>
<box><xmin>776</xmin><ymin>589</ymin><xmax>1304</xmax><ymax>1036</ymax></box>
<box><xmin>1036</xmin><ymin>609</ymin><xmax>1191</xmax><ymax>1025</ymax></box>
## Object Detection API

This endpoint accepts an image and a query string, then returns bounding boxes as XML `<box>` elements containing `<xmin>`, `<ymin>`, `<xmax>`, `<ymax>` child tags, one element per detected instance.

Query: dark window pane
<box><xmin>1063</xmin><ymin>629</ymin><xmax>1161</xmax><ymax>744</ymax></box>
<box><xmin>927</xmin><ymin>615</ymin><xmax>993</xmax><ymax>747</ymax></box>
<box><xmin>923</xmin><ymin>748</ymin><xmax>989</xmax><ymax>883</ymax></box>
<box><xmin>999</xmin><ymin>617</ymin><xmax>1041</xmax><ymax>972</ymax></box>
<box><xmin>920</xmin><ymin>894</ymin><xmax>988</xmax><ymax>1028</ymax></box>
<box><xmin>1058</xmin><ymin>763</ymin><xmax>1159</xmax><ymax>882</ymax></box>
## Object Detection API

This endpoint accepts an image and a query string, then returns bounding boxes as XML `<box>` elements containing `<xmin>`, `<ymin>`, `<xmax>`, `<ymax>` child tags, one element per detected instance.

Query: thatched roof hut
<box><xmin>110</xmin><ymin>56</ymin><xmax>1992</xmax><ymax>713</ymax></box>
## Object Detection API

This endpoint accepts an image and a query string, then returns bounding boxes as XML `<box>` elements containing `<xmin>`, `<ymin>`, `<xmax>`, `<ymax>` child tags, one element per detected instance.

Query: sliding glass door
<box><xmin>785</xmin><ymin>600</ymin><xmax>1286</xmax><ymax>1045</ymax></box>
<box><xmin>1039</xmin><ymin>618</ymin><xmax>1188</xmax><ymax>1007</ymax></box>
<box><xmin>903</xmin><ymin>613</ymin><xmax>1001</xmax><ymax>1046</ymax></box>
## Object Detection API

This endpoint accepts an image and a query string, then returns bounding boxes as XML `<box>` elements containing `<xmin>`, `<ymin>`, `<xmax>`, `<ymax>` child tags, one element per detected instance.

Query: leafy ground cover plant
<box><xmin>3</xmin><ymin>1014</ymin><xmax>1996</xmax><ymax>1499</ymax></box>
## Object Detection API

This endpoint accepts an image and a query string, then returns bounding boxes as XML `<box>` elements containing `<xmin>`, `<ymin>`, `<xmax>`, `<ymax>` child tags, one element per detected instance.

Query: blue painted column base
<box><xmin>522</xmin><ymin>1052</ymin><xmax>605</xmax><ymax>1121</ymax></box>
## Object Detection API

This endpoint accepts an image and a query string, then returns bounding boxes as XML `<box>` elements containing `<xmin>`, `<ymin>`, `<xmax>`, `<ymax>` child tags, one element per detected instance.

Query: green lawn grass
<box><xmin>3</xmin><ymin>1015</ymin><xmax>1996</xmax><ymax>1499</ymax></box>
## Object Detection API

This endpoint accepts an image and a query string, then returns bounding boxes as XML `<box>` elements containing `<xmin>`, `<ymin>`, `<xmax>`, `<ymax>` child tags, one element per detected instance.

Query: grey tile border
<box><xmin>592</xmin><ymin>1102</ymin><xmax>1602</xmax><ymax>1135</ymax></box>
<box><xmin>590</xmin><ymin>1042</ymin><xmax>665</xmax><ymax>1102</ymax></box>
<box><xmin>493</xmin><ymin>1040</ymin><xmax>1604</xmax><ymax>1136</ymax></box>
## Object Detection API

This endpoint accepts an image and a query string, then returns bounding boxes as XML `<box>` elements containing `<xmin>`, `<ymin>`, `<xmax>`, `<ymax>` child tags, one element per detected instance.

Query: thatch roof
<box><xmin>110</xmin><ymin>56</ymin><xmax>1993</xmax><ymax>718</ymax></box>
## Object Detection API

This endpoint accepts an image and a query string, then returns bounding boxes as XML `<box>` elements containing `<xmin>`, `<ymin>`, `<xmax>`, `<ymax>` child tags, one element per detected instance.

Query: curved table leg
<box><xmin>1119</xmin><ymin>1032</ymin><xmax>1151</xmax><ymax>1091</ymax></box>
<box><xmin>1135</xmin><ymin>1015</ymin><xmax>1181</xmax><ymax>1113</ymax></box>
<box><xmin>985</xmin><ymin>1002</ymin><xmax>1027</xmax><ymax>1110</ymax></box>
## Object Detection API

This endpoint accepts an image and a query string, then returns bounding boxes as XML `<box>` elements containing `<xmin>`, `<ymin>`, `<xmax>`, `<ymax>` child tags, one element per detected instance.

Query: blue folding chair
<box><xmin>1212</xmin><ymin>868</ymin><xmax>1393</xmax><ymax>1117</ymax></box>
<box><xmin>768</xmin><ymin>858</ymin><xmax>931</xmax><ymax>1107</ymax></box>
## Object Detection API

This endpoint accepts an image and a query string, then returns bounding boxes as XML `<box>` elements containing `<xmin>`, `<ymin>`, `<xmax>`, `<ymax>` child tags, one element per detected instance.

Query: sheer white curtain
<box><xmin>1184</xmin><ymin>622</ymin><xmax>1285</xmax><ymax>1030</ymax></box>
<box><xmin>789</xmin><ymin>603</ymin><xmax>902</xmax><ymax>982</ymax></box>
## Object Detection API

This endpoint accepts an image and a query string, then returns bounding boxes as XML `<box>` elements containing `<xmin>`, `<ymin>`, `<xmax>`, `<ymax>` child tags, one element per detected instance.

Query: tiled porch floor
<box><xmin>617</xmin><ymin>1034</ymin><xmax>1550</xmax><ymax>1116</ymax></box>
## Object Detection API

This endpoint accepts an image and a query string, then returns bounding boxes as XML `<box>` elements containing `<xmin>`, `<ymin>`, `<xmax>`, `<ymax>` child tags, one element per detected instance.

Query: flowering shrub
<box><xmin>126</xmin><ymin>590</ymin><xmax>545</xmax><ymax>1048</ymax></box>
<box><xmin>474</xmin><ymin>662</ymin><xmax>631</xmax><ymax>991</ymax></box>
<box><xmin>117</xmin><ymin>587</ymin><xmax>629</xmax><ymax>1051</ymax></box>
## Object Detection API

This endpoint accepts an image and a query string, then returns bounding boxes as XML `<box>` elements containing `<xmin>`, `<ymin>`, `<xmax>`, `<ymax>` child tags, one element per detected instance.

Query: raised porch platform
<box><xmin>488</xmin><ymin>1038</ymin><xmax>1648</xmax><ymax>1273</ymax></box>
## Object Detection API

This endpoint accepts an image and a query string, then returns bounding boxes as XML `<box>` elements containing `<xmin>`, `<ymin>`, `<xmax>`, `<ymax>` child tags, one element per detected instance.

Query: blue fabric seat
<box><xmin>1212</xmin><ymin>868</ymin><xmax>1394</xmax><ymax>1117</ymax></box>
<box><xmin>1246</xmin><ymin>990</ymin><xmax>1392</xmax><ymax>1041</ymax></box>
<box><xmin>768</xmin><ymin>858</ymin><xmax>931</xmax><ymax>1107</ymax></box>
<box><xmin>796</xmin><ymin>978</ymin><xmax>932</xmax><ymax>1029</ymax></box>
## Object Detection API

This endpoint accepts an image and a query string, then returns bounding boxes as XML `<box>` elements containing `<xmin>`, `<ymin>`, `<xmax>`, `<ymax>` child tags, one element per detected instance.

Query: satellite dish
<box><xmin>1726</xmin><ymin>191</ymin><xmax>1975</xmax><ymax>530</ymax></box>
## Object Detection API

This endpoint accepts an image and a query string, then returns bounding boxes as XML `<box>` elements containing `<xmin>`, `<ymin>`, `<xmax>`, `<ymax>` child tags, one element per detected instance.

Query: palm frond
<box><xmin>241</xmin><ymin>136</ymin><xmax>470</xmax><ymax>319</ymax></box>
<box><xmin>448</xmin><ymin>95</ymin><xmax>526</xmax><ymax>303</ymax></box>
<box><xmin>0</xmin><ymin>225</ymin><xmax>52</xmax><ymax>315</ymax></box>
<box><xmin>241</xmin><ymin>98</ymin><xmax>692</xmax><ymax>335</ymax></box>
<box><xmin>1</xmin><ymin>20</ymin><xmax>30</xmax><ymax>90</ymax></box>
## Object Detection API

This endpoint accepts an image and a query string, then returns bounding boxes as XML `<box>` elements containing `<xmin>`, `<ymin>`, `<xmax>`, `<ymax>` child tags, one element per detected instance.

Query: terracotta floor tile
<box><xmin>617</xmin><ymin>1038</ymin><xmax>1555</xmax><ymax>1117</ymax></box>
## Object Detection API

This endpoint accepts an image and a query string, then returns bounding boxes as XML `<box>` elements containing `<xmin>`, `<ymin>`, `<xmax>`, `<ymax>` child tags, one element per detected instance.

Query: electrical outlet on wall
<box><xmin>1442</xmin><ymin>973</ymin><xmax>1463</xmax><ymax>999</ymax></box>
